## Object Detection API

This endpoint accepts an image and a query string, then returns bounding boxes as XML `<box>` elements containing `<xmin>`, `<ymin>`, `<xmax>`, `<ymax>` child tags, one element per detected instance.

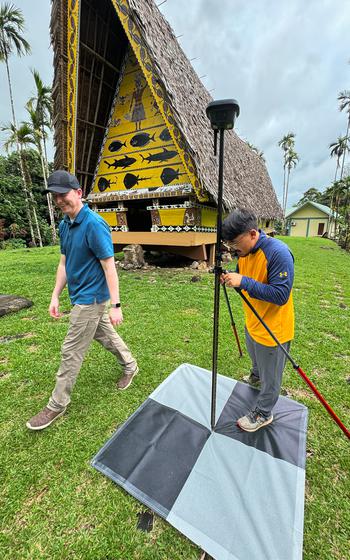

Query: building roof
<box><xmin>50</xmin><ymin>0</ymin><xmax>282</xmax><ymax>218</ymax></box>
<box><xmin>286</xmin><ymin>200</ymin><xmax>336</xmax><ymax>218</ymax></box>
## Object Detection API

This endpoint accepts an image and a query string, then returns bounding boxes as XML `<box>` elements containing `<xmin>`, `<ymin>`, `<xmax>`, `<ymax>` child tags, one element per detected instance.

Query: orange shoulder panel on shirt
<box><xmin>238</xmin><ymin>248</ymin><xmax>294</xmax><ymax>346</ymax></box>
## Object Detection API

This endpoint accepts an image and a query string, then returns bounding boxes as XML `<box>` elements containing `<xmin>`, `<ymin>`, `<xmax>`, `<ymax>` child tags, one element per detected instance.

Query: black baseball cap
<box><xmin>45</xmin><ymin>170</ymin><xmax>80</xmax><ymax>193</ymax></box>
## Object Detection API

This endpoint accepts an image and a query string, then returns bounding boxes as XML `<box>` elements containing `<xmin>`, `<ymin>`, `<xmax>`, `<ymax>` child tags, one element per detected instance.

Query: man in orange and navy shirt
<box><xmin>221</xmin><ymin>208</ymin><xmax>294</xmax><ymax>432</ymax></box>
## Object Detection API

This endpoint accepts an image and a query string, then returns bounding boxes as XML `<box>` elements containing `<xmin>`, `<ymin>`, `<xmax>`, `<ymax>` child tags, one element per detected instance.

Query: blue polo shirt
<box><xmin>59</xmin><ymin>204</ymin><xmax>113</xmax><ymax>304</ymax></box>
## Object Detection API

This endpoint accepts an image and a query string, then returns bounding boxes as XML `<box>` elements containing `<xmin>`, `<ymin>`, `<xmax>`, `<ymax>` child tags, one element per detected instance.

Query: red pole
<box><xmin>295</xmin><ymin>365</ymin><xmax>350</xmax><ymax>439</ymax></box>
<box><xmin>234</xmin><ymin>287</ymin><xmax>350</xmax><ymax>440</ymax></box>
<box><xmin>231</xmin><ymin>323</ymin><xmax>243</xmax><ymax>357</ymax></box>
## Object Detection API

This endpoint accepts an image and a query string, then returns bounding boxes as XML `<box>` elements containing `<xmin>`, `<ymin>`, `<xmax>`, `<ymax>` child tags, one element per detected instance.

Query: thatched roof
<box><xmin>125</xmin><ymin>0</ymin><xmax>282</xmax><ymax>218</ymax></box>
<box><xmin>50</xmin><ymin>0</ymin><xmax>282</xmax><ymax>218</ymax></box>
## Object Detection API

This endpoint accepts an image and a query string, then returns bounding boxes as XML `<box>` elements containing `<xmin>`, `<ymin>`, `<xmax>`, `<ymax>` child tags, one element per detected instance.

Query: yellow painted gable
<box><xmin>288</xmin><ymin>203</ymin><xmax>328</xmax><ymax>219</ymax></box>
<box><xmin>92</xmin><ymin>52</ymin><xmax>191</xmax><ymax>194</ymax></box>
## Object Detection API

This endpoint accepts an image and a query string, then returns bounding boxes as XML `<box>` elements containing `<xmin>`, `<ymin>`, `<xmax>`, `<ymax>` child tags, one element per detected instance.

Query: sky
<box><xmin>0</xmin><ymin>0</ymin><xmax>349</xmax><ymax>207</ymax></box>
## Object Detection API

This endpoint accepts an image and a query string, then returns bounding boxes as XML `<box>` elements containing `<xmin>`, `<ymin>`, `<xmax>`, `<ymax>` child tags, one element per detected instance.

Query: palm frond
<box><xmin>27</xmin><ymin>68</ymin><xmax>53</xmax><ymax>128</ymax></box>
<box><xmin>0</xmin><ymin>4</ymin><xmax>30</xmax><ymax>58</ymax></box>
<box><xmin>338</xmin><ymin>90</ymin><xmax>350</xmax><ymax>113</ymax></box>
<box><xmin>329</xmin><ymin>136</ymin><xmax>349</xmax><ymax>157</ymax></box>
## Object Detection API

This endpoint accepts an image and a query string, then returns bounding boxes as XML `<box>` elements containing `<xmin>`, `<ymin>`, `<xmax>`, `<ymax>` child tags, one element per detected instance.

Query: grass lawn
<box><xmin>0</xmin><ymin>236</ymin><xmax>349</xmax><ymax>560</ymax></box>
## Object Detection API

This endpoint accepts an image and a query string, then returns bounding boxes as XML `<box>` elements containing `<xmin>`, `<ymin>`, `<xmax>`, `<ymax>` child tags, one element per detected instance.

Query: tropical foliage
<box><xmin>0</xmin><ymin>3</ymin><xmax>57</xmax><ymax>247</ymax></box>
<box><xmin>0</xmin><ymin>150</ymin><xmax>54</xmax><ymax>247</ymax></box>
<box><xmin>292</xmin><ymin>83</ymin><xmax>350</xmax><ymax>250</ymax></box>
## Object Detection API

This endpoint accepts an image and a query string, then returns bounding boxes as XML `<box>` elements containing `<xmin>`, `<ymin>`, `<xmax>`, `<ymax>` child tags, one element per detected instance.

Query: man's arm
<box><xmin>223</xmin><ymin>248</ymin><xmax>294</xmax><ymax>305</ymax></box>
<box><xmin>100</xmin><ymin>256</ymin><xmax>123</xmax><ymax>326</ymax></box>
<box><xmin>49</xmin><ymin>254</ymin><xmax>67</xmax><ymax>318</ymax></box>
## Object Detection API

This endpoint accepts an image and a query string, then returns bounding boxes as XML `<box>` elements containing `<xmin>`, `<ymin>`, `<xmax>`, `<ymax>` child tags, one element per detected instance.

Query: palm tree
<box><xmin>26</xmin><ymin>101</ymin><xmax>56</xmax><ymax>243</ymax></box>
<box><xmin>338</xmin><ymin>90</ymin><xmax>350</xmax><ymax>179</ymax></box>
<box><xmin>0</xmin><ymin>4</ymin><xmax>32</xmax><ymax>239</ymax></box>
<box><xmin>278</xmin><ymin>132</ymin><xmax>295</xmax><ymax>217</ymax></box>
<box><xmin>328</xmin><ymin>136</ymin><xmax>348</xmax><ymax>234</ymax></box>
<box><xmin>27</xmin><ymin>70</ymin><xmax>56</xmax><ymax>240</ymax></box>
<box><xmin>0</xmin><ymin>3</ymin><xmax>30</xmax><ymax>126</ymax></box>
<box><xmin>28</xmin><ymin>68</ymin><xmax>53</xmax><ymax>169</ymax></box>
<box><xmin>332</xmin><ymin>179</ymin><xmax>347</xmax><ymax>238</ymax></box>
<box><xmin>341</xmin><ymin>176</ymin><xmax>350</xmax><ymax>249</ymax></box>
<box><xmin>296</xmin><ymin>187</ymin><xmax>321</xmax><ymax>207</ymax></box>
<box><xmin>2</xmin><ymin>121</ymin><xmax>43</xmax><ymax>246</ymax></box>
<box><xmin>283</xmin><ymin>148</ymin><xmax>299</xmax><ymax>217</ymax></box>
<box><xmin>329</xmin><ymin>136</ymin><xmax>348</xmax><ymax>182</ymax></box>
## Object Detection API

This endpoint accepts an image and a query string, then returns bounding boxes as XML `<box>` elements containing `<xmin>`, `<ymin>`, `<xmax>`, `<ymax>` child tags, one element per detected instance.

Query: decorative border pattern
<box><xmin>67</xmin><ymin>0</ymin><xmax>80</xmax><ymax>172</ymax></box>
<box><xmin>110</xmin><ymin>0</ymin><xmax>208</xmax><ymax>202</ymax></box>
<box><xmin>96</xmin><ymin>207</ymin><xmax>128</xmax><ymax>213</ymax></box>
<box><xmin>147</xmin><ymin>203</ymin><xmax>190</xmax><ymax>210</ymax></box>
<box><xmin>88</xmin><ymin>183</ymin><xmax>194</xmax><ymax>203</ymax></box>
<box><xmin>110</xmin><ymin>225</ymin><xmax>129</xmax><ymax>232</ymax></box>
<box><xmin>147</xmin><ymin>202</ymin><xmax>216</xmax><ymax>211</ymax></box>
<box><xmin>151</xmin><ymin>225</ymin><xmax>216</xmax><ymax>233</ymax></box>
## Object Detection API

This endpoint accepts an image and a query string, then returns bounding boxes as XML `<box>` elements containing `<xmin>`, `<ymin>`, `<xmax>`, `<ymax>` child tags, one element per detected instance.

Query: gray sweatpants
<box><xmin>48</xmin><ymin>302</ymin><xmax>137</xmax><ymax>412</ymax></box>
<box><xmin>245</xmin><ymin>328</ymin><xmax>291</xmax><ymax>417</ymax></box>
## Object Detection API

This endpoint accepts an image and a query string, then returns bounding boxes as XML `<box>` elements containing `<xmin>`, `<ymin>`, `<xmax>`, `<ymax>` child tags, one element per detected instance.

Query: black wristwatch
<box><xmin>111</xmin><ymin>303</ymin><xmax>121</xmax><ymax>308</ymax></box>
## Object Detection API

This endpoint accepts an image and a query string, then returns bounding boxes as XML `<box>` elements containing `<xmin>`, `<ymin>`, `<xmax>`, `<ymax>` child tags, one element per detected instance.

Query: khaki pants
<box><xmin>48</xmin><ymin>302</ymin><xmax>137</xmax><ymax>412</ymax></box>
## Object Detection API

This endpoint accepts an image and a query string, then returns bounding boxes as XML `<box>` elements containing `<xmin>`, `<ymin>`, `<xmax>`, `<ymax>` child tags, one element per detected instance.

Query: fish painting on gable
<box><xmin>123</xmin><ymin>173</ymin><xmax>152</xmax><ymax>189</ymax></box>
<box><xmin>104</xmin><ymin>155</ymin><xmax>137</xmax><ymax>169</ymax></box>
<box><xmin>141</xmin><ymin>148</ymin><xmax>178</xmax><ymax>164</ymax></box>
<box><xmin>130</xmin><ymin>132</ymin><xmax>156</xmax><ymax>148</ymax></box>
<box><xmin>160</xmin><ymin>167</ymin><xmax>187</xmax><ymax>185</ymax></box>
<box><xmin>108</xmin><ymin>140</ymin><xmax>127</xmax><ymax>152</ymax></box>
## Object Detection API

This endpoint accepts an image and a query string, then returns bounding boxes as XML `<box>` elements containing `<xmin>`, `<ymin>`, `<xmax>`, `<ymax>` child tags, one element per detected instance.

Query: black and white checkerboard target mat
<box><xmin>92</xmin><ymin>363</ymin><xmax>308</xmax><ymax>560</ymax></box>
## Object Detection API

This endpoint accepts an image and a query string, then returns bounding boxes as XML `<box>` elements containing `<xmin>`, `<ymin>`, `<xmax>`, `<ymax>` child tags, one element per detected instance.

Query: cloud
<box><xmin>1</xmin><ymin>0</ymin><xmax>349</xmax><ymax>208</ymax></box>
<box><xmin>162</xmin><ymin>0</ymin><xmax>350</xmax><ymax>205</ymax></box>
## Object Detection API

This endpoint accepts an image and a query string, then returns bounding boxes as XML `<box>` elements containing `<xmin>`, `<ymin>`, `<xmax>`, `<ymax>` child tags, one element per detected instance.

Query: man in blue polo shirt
<box><xmin>27</xmin><ymin>170</ymin><xmax>138</xmax><ymax>431</ymax></box>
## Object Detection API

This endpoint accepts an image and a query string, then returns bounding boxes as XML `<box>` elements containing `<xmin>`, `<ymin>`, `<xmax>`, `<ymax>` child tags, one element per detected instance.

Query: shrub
<box><xmin>0</xmin><ymin>238</ymin><xmax>26</xmax><ymax>250</ymax></box>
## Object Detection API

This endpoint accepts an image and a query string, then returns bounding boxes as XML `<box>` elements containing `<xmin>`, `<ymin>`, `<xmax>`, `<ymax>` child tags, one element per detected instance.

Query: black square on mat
<box><xmin>215</xmin><ymin>382</ymin><xmax>308</xmax><ymax>468</ymax></box>
<box><xmin>93</xmin><ymin>398</ymin><xmax>211</xmax><ymax>515</ymax></box>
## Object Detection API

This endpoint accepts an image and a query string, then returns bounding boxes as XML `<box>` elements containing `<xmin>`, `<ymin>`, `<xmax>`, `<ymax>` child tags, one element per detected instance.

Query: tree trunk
<box><xmin>16</xmin><ymin>151</ymin><xmax>35</xmax><ymax>244</ymax></box>
<box><xmin>282</xmin><ymin>157</ymin><xmax>286</xmax><ymax>215</ymax></box>
<box><xmin>284</xmin><ymin>167</ymin><xmax>291</xmax><ymax>227</ymax></box>
<box><xmin>42</xmin><ymin>125</ymin><xmax>49</xmax><ymax>172</ymax></box>
<box><xmin>19</xmin><ymin>167</ymin><xmax>35</xmax><ymax>244</ymax></box>
<box><xmin>38</xmin><ymin>140</ymin><xmax>57</xmax><ymax>244</ymax></box>
<box><xmin>339</xmin><ymin>116</ymin><xmax>350</xmax><ymax>180</ymax></box>
<box><xmin>4</xmin><ymin>54</ymin><xmax>36</xmax><ymax>245</ymax></box>
<box><xmin>328</xmin><ymin>159</ymin><xmax>340</xmax><ymax>235</ymax></box>
<box><xmin>334</xmin><ymin>186</ymin><xmax>342</xmax><ymax>240</ymax></box>
<box><xmin>281</xmin><ymin>155</ymin><xmax>287</xmax><ymax>232</ymax></box>
<box><xmin>343</xmin><ymin>183</ymin><xmax>350</xmax><ymax>250</ymax></box>
<box><xmin>22</xmin><ymin>152</ymin><xmax>43</xmax><ymax>247</ymax></box>
<box><xmin>334</xmin><ymin>157</ymin><xmax>340</xmax><ymax>183</ymax></box>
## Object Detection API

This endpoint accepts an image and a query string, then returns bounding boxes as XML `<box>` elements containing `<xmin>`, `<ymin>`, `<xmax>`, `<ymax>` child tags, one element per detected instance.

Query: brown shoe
<box><xmin>117</xmin><ymin>366</ymin><xmax>139</xmax><ymax>390</ymax></box>
<box><xmin>26</xmin><ymin>406</ymin><xmax>65</xmax><ymax>431</ymax></box>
